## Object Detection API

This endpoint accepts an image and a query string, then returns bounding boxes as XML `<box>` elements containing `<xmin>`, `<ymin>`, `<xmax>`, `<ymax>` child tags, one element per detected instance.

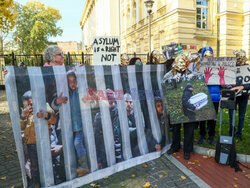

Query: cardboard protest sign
<box><xmin>199</xmin><ymin>57</ymin><xmax>236</xmax><ymax>85</ymax></box>
<box><xmin>92</xmin><ymin>36</ymin><xmax>121</xmax><ymax>65</ymax></box>
<box><xmin>236</xmin><ymin>65</ymin><xmax>250</xmax><ymax>84</ymax></box>
<box><xmin>5</xmin><ymin>64</ymin><xmax>168</xmax><ymax>187</ymax></box>
<box><xmin>162</xmin><ymin>43</ymin><xmax>183</xmax><ymax>60</ymax></box>
<box><xmin>162</xmin><ymin>73</ymin><xmax>217</xmax><ymax>124</ymax></box>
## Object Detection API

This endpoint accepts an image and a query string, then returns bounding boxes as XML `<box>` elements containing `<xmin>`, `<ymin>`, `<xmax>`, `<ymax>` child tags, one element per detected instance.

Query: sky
<box><xmin>17</xmin><ymin>0</ymin><xmax>86</xmax><ymax>42</ymax></box>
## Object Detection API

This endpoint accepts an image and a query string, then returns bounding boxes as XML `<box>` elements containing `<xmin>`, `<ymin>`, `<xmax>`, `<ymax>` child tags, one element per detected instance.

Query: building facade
<box><xmin>57</xmin><ymin>41</ymin><xmax>81</xmax><ymax>54</ymax></box>
<box><xmin>81</xmin><ymin>0</ymin><xmax>250</xmax><ymax>59</ymax></box>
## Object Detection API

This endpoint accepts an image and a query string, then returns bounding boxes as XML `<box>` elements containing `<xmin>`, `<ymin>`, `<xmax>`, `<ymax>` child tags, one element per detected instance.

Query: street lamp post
<box><xmin>144</xmin><ymin>0</ymin><xmax>154</xmax><ymax>55</ymax></box>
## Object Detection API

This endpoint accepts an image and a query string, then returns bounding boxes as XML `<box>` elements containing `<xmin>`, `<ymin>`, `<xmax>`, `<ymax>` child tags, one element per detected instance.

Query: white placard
<box><xmin>236</xmin><ymin>65</ymin><xmax>250</xmax><ymax>84</ymax></box>
<box><xmin>199</xmin><ymin>57</ymin><xmax>236</xmax><ymax>85</ymax></box>
<box><xmin>92</xmin><ymin>36</ymin><xmax>121</xmax><ymax>65</ymax></box>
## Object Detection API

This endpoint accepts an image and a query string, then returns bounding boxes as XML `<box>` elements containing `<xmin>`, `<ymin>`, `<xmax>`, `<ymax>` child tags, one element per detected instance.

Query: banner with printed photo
<box><xmin>236</xmin><ymin>65</ymin><xmax>250</xmax><ymax>85</ymax></box>
<box><xmin>162</xmin><ymin>73</ymin><xmax>217</xmax><ymax>124</ymax></box>
<box><xmin>5</xmin><ymin>64</ymin><xmax>168</xmax><ymax>187</ymax></box>
<box><xmin>162</xmin><ymin>43</ymin><xmax>183</xmax><ymax>60</ymax></box>
<box><xmin>199</xmin><ymin>57</ymin><xmax>236</xmax><ymax>85</ymax></box>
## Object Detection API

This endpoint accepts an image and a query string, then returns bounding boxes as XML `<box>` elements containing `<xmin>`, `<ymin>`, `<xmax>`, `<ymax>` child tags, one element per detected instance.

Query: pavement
<box><xmin>0</xmin><ymin>89</ymin><xmax>249</xmax><ymax>188</ymax></box>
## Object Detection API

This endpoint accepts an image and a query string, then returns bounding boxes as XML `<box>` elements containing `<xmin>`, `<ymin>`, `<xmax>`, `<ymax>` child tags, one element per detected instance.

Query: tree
<box><xmin>0</xmin><ymin>0</ymin><xmax>17</xmax><ymax>53</ymax></box>
<box><xmin>13</xmin><ymin>1</ymin><xmax>62</xmax><ymax>54</ymax></box>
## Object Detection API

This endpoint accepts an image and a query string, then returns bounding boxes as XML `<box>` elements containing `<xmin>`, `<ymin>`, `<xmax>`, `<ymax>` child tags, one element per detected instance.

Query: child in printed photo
<box><xmin>20</xmin><ymin>91</ymin><xmax>57</xmax><ymax>187</ymax></box>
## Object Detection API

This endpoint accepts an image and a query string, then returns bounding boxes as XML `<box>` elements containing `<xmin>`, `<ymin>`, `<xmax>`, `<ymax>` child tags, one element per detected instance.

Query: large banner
<box><xmin>5</xmin><ymin>65</ymin><xmax>168</xmax><ymax>187</ymax></box>
<box><xmin>236</xmin><ymin>65</ymin><xmax>250</xmax><ymax>84</ymax></box>
<box><xmin>199</xmin><ymin>57</ymin><xmax>236</xmax><ymax>85</ymax></box>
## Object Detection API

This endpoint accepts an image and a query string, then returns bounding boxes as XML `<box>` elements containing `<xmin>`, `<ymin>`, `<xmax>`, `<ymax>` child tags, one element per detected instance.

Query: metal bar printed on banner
<box><xmin>27</xmin><ymin>67</ymin><xmax>54</xmax><ymax>187</ymax></box>
<box><xmin>5</xmin><ymin>66</ymin><xmax>28</xmax><ymax>187</ymax></box>
<box><xmin>127</xmin><ymin>66</ymin><xmax>148</xmax><ymax>155</ymax></box>
<box><xmin>111</xmin><ymin>65</ymin><xmax>132</xmax><ymax>160</ymax></box>
<box><xmin>143</xmin><ymin>65</ymin><xmax>161</xmax><ymax>143</ymax></box>
<box><xmin>53</xmin><ymin>66</ymin><xmax>77</xmax><ymax>180</ymax></box>
<box><xmin>94</xmin><ymin>66</ymin><xmax>116</xmax><ymax>167</ymax></box>
<box><xmin>76</xmin><ymin>66</ymin><xmax>98</xmax><ymax>172</ymax></box>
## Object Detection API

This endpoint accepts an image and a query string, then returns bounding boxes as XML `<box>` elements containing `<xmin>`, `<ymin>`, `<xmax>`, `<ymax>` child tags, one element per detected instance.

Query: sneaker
<box><xmin>209</xmin><ymin>136</ymin><xmax>214</xmax><ymax>145</ymax></box>
<box><xmin>184</xmin><ymin>152</ymin><xmax>190</xmax><ymax>160</ymax></box>
<box><xmin>197</xmin><ymin>136</ymin><xmax>205</xmax><ymax>144</ymax></box>
<box><xmin>167</xmin><ymin>147</ymin><xmax>179</xmax><ymax>155</ymax></box>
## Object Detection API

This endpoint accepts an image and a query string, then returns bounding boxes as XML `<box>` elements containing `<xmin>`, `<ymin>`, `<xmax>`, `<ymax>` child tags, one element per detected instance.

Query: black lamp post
<box><xmin>144</xmin><ymin>0</ymin><xmax>154</xmax><ymax>54</ymax></box>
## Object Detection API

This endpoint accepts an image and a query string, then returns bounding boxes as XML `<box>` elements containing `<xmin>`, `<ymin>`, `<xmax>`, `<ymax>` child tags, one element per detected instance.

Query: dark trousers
<box><xmin>171</xmin><ymin>122</ymin><xmax>195</xmax><ymax>153</ymax></box>
<box><xmin>199</xmin><ymin>102</ymin><xmax>219</xmax><ymax>138</ymax></box>
<box><xmin>229</xmin><ymin>95</ymin><xmax>248</xmax><ymax>137</ymax></box>
<box><xmin>27</xmin><ymin>144</ymin><xmax>40</xmax><ymax>184</ymax></box>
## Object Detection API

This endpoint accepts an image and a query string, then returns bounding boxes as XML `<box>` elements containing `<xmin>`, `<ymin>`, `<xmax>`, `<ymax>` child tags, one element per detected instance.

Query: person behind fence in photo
<box><xmin>228</xmin><ymin>50</ymin><xmax>249</xmax><ymax>140</ymax></box>
<box><xmin>154</xmin><ymin>96</ymin><xmax>166</xmax><ymax>147</ymax></box>
<box><xmin>93</xmin><ymin>89</ymin><xmax>123</xmax><ymax>169</ymax></box>
<box><xmin>182</xmin><ymin>83</ymin><xmax>198</xmax><ymax>121</ymax></box>
<box><xmin>124</xmin><ymin>93</ymin><xmax>140</xmax><ymax>157</ymax></box>
<box><xmin>198</xmin><ymin>47</ymin><xmax>220</xmax><ymax>145</ymax></box>
<box><xmin>53</xmin><ymin>70</ymin><xmax>89</xmax><ymax>177</ymax></box>
<box><xmin>20</xmin><ymin>91</ymin><xmax>57</xmax><ymax>187</ymax></box>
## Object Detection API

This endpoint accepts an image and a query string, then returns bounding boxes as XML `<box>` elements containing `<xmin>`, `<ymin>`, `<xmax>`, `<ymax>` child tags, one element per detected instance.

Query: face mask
<box><xmin>135</xmin><ymin>62</ymin><xmax>143</xmax><ymax>65</ymax></box>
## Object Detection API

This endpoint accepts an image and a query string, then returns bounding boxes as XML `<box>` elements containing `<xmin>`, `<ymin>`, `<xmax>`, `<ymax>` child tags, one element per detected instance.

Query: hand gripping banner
<box><xmin>5</xmin><ymin>65</ymin><xmax>169</xmax><ymax>187</ymax></box>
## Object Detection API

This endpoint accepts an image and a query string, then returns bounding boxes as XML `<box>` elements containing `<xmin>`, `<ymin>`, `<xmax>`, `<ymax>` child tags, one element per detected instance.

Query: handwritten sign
<box><xmin>93</xmin><ymin>36</ymin><xmax>121</xmax><ymax>65</ymax></box>
<box><xmin>236</xmin><ymin>65</ymin><xmax>250</xmax><ymax>84</ymax></box>
<box><xmin>199</xmin><ymin>57</ymin><xmax>236</xmax><ymax>85</ymax></box>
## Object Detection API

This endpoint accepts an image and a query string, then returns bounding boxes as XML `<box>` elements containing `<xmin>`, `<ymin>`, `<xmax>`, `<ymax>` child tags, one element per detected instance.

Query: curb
<box><xmin>164</xmin><ymin>154</ymin><xmax>211</xmax><ymax>188</ymax></box>
<box><xmin>193</xmin><ymin>145</ymin><xmax>250</xmax><ymax>163</ymax></box>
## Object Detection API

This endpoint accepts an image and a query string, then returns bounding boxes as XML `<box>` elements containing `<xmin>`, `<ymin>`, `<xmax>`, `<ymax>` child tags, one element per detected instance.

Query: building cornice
<box><xmin>80</xmin><ymin>0</ymin><xmax>95</xmax><ymax>28</ymax></box>
<box><xmin>122</xmin><ymin>8</ymin><xmax>196</xmax><ymax>39</ymax></box>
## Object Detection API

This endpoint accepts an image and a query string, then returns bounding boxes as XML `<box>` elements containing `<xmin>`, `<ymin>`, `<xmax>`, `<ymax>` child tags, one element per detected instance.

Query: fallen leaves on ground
<box><xmin>103</xmin><ymin>176</ymin><xmax>109</xmax><ymax>179</ymax></box>
<box><xmin>143</xmin><ymin>182</ymin><xmax>151</xmax><ymax>187</ymax></box>
<box><xmin>159</xmin><ymin>166</ymin><xmax>163</xmax><ymax>169</ymax></box>
<box><xmin>1</xmin><ymin>176</ymin><xmax>7</xmax><ymax>180</ymax></box>
<box><xmin>131</xmin><ymin>174</ymin><xmax>136</xmax><ymax>178</ymax></box>
<box><xmin>195</xmin><ymin>160</ymin><xmax>199</xmax><ymax>162</ymax></box>
<box><xmin>164</xmin><ymin>172</ymin><xmax>168</xmax><ymax>175</ymax></box>
<box><xmin>233</xmin><ymin>184</ymin><xmax>238</xmax><ymax>187</ymax></box>
<box><xmin>159</xmin><ymin>174</ymin><xmax>163</xmax><ymax>178</ymax></box>
<box><xmin>5</xmin><ymin>155</ymin><xmax>10</xmax><ymax>159</ymax></box>
<box><xmin>90</xmin><ymin>183</ymin><xmax>100</xmax><ymax>187</ymax></box>
<box><xmin>245</xmin><ymin>174</ymin><xmax>250</xmax><ymax>178</ymax></box>
<box><xmin>143</xmin><ymin>164</ymin><xmax>148</xmax><ymax>168</ymax></box>
<box><xmin>181</xmin><ymin>176</ymin><xmax>186</xmax><ymax>180</ymax></box>
<box><xmin>202</xmin><ymin>156</ymin><xmax>208</xmax><ymax>158</ymax></box>
<box><xmin>234</xmin><ymin>177</ymin><xmax>238</xmax><ymax>181</ymax></box>
<box><xmin>188</xmin><ymin>162</ymin><xmax>195</xmax><ymax>165</ymax></box>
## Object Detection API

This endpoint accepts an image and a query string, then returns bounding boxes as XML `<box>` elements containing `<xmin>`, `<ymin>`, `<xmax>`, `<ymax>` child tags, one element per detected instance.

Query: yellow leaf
<box><xmin>15</xmin><ymin>149</ymin><xmax>17</xmax><ymax>153</ymax></box>
<box><xmin>159</xmin><ymin>174</ymin><xmax>163</xmax><ymax>178</ymax></box>
<box><xmin>159</xmin><ymin>166</ymin><xmax>163</xmax><ymax>169</ymax></box>
<box><xmin>195</xmin><ymin>160</ymin><xmax>199</xmax><ymax>163</ymax></box>
<box><xmin>131</xmin><ymin>174</ymin><xmax>136</xmax><ymax>178</ymax></box>
<box><xmin>1</xmin><ymin>176</ymin><xmax>7</xmax><ymax>180</ymax></box>
<box><xmin>103</xmin><ymin>176</ymin><xmax>109</xmax><ymax>179</ymax></box>
<box><xmin>188</xmin><ymin>162</ymin><xmax>195</xmax><ymax>165</ymax></box>
<box><xmin>5</xmin><ymin>155</ymin><xmax>10</xmax><ymax>159</ymax></box>
<box><xmin>233</xmin><ymin>184</ymin><xmax>238</xmax><ymax>188</ymax></box>
<box><xmin>198</xmin><ymin>164</ymin><xmax>201</xmax><ymax>167</ymax></box>
<box><xmin>245</xmin><ymin>174</ymin><xmax>250</xmax><ymax>178</ymax></box>
<box><xmin>143</xmin><ymin>182</ymin><xmax>151</xmax><ymax>187</ymax></box>
<box><xmin>181</xmin><ymin>176</ymin><xmax>186</xmax><ymax>180</ymax></box>
<box><xmin>202</xmin><ymin>156</ymin><xmax>208</xmax><ymax>158</ymax></box>
<box><xmin>189</xmin><ymin>167</ymin><xmax>193</xmax><ymax>170</ymax></box>
<box><xmin>143</xmin><ymin>164</ymin><xmax>148</xmax><ymax>168</ymax></box>
<box><xmin>164</xmin><ymin>172</ymin><xmax>168</xmax><ymax>175</ymax></box>
<box><xmin>90</xmin><ymin>183</ymin><xmax>100</xmax><ymax>187</ymax></box>
<box><xmin>234</xmin><ymin>177</ymin><xmax>238</xmax><ymax>181</ymax></box>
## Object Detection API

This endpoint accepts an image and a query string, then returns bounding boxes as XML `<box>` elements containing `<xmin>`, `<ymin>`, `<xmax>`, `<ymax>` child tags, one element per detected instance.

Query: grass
<box><xmin>183</xmin><ymin>104</ymin><xmax>250</xmax><ymax>155</ymax></box>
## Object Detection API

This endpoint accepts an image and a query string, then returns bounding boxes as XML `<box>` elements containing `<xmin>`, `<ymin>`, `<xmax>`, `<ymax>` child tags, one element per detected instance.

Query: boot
<box><xmin>77</xmin><ymin>156</ymin><xmax>89</xmax><ymax>177</ymax></box>
<box><xmin>197</xmin><ymin>136</ymin><xmax>205</xmax><ymax>144</ymax></box>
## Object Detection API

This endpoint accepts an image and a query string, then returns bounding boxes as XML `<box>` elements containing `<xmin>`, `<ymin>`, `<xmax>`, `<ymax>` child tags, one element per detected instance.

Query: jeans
<box><xmin>74</xmin><ymin>131</ymin><xmax>86</xmax><ymax>159</ymax></box>
<box><xmin>229</xmin><ymin>95</ymin><xmax>248</xmax><ymax>137</ymax></box>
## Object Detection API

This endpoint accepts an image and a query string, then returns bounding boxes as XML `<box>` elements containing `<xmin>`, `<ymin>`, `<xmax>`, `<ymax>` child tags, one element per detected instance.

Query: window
<box><xmin>196</xmin><ymin>0</ymin><xmax>208</xmax><ymax>29</ymax></box>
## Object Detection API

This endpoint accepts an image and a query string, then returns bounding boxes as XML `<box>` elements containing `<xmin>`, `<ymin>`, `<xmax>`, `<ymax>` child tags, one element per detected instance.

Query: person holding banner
<box><xmin>198</xmin><ymin>47</ymin><xmax>220</xmax><ymax>145</ymax></box>
<box><xmin>229</xmin><ymin>50</ymin><xmax>249</xmax><ymax>140</ymax></box>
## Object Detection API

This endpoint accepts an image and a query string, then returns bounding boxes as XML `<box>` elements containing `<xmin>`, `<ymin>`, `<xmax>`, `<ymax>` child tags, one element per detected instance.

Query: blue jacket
<box><xmin>207</xmin><ymin>85</ymin><xmax>220</xmax><ymax>103</ymax></box>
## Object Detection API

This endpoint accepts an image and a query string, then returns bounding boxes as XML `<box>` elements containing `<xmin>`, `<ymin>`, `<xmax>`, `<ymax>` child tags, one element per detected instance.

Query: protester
<box><xmin>129</xmin><ymin>57</ymin><xmax>143</xmax><ymax>65</ymax></box>
<box><xmin>229</xmin><ymin>50</ymin><xmax>249</xmax><ymax>140</ymax></box>
<box><xmin>20</xmin><ymin>91</ymin><xmax>56</xmax><ymax>187</ymax></box>
<box><xmin>197</xmin><ymin>47</ymin><xmax>220</xmax><ymax>145</ymax></box>
<box><xmin>44</xmin><ymin>45</ymin><xmax>64</xmax><ymax>66</ymax></box>
<box><xmin>147</xmin><ymin>50</ymin><xmax>160</xmax><ymax>64</ymax></box>
<box><xmin>93</xmin><ymin>89</ymin><xmax>123</xmax><ymax>169</ymax></box>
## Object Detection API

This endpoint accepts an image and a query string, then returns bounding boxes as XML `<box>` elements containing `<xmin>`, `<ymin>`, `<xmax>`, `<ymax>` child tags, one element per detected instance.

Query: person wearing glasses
<box><xmin>43</xmin><ymin>45</ymin><xmax>64</xmax><ymax>66</ymax></box>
